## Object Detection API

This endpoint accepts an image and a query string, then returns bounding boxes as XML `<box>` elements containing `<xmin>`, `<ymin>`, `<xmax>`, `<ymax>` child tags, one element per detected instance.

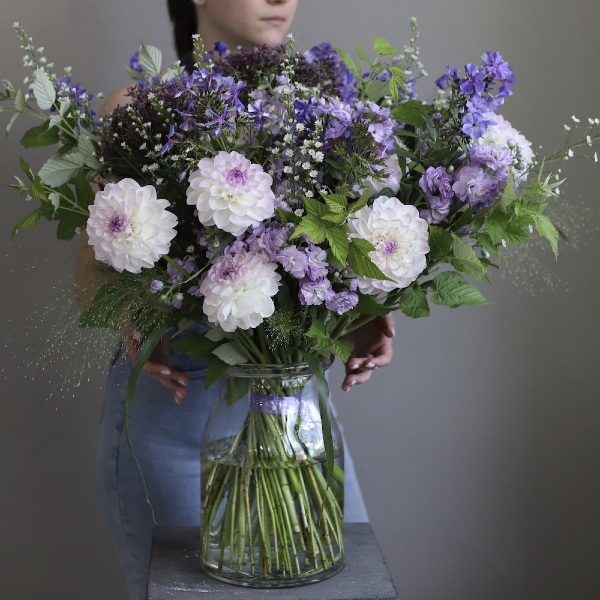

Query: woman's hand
<box><xmin>124</xmin><ymin>333</ymin><xmax>189</xmax><ymax>404</ymax></box>
<box><xmin>341</xmin><ymin>315</ymin><xmax>395</xmax><ymax>392</ymax></box>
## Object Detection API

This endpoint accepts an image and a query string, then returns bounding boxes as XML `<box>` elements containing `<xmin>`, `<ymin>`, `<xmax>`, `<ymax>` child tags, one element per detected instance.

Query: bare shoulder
<box><xmin>102</xmin><ymin>84</ymin><xmax>133</xmax><ymax>114</ymax></box>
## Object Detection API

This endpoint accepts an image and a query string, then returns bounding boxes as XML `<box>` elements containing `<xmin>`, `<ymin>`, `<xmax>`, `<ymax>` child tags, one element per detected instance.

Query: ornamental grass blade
<box><xmin>123</xmin><ymin>326</ymin><xmax>169</xmax><ymax>521</ymax></box>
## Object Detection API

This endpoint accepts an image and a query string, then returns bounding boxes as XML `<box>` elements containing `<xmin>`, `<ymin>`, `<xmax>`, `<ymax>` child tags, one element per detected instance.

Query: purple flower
<box><xmin>419</xmin><ymin>166</ymin><xmax>454</xmax><ymax>224</ymax></box>
<box><xmin>299</xmin><ymin>277</ymin><xmax>335</xmax><ymax>306</ymax></box>
<box><xmin>150</xmin><ymin>280</ymin><xmax>164</xmax><ymax>293</ymax></box>
<box><xmin>304</xmin><ymin>243</ymin><xmax>329</xmax><ymax>282</ymax></box>
<box><xmin>435</xmin><ymin>64</ymin><xmax>460</xmax><ymax>90</ymax></box>
<box><xmin>452</xmin><ymin>166</ymin><xmax>495</xmax><ymax>209</ymax></box>
<box><xmin>167</xmin><ymin>256</ymin><xmax>198</xmax><ymax>284</ymax></box>
<box><xmin>469</xmin><ymin>144</ymin><xmax>513</xmax><ymax>181</ymax></box>
<box><xmin>481</xmin><ymin>51</ymin><xmax>515</xmax><ymax>85</ymax></box>
<box><xmin>325</xmin><ymin>290</ymin><xmax>359</xmax><ymax>315</ymax></box>
<box><xmin>459</xmin><ymin>64</ymin><xmax>487</xmax><ymax>96</ymax></box>
<box><xmin>248</xmin><ymin>99</ymin><xmax>273</xmax><ymax>131</ymax></box>
<box><xmin>276</xmin><ymin>246</ymin><xmax>308</xmax><ymax>279</ymax></box>
<box><xmin>205</xmin><ymin>105</ymin><xmax>236</xmax><ymax>137</ymax></box>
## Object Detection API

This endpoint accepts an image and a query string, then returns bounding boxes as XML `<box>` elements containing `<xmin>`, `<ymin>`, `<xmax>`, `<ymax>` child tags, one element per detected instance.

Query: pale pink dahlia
<box><xmin>86</xmin><ymin>178</ymin><xmax>177</xmax><ymax>273</ymax></box>
<box><xmin>199</xmin><ymin>250</ymin><xmax>281</xmax><ymax>332</ymax></box>
<box><xmin>348</xmin><ymin>196</ymin><xmax>430</xmax><ymax>295</ymax></box>
<box><xmin>186</xmin><ymin>151</ymin><xmax>276</xmax><ymax>236</ymax></box>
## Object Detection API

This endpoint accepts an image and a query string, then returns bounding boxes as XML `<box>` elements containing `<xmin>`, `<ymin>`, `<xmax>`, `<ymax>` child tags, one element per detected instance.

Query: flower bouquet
<box><xmin>3</xmin><ymin>19</ymin><xmax>599</xmax><ymax>586</ymax></box>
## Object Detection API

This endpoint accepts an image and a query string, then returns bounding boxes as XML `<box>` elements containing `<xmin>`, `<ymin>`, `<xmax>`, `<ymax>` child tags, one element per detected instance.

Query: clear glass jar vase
<box><xmin>199</xmin><ymin>361</ymin><xmax>345</xmax><ymax>587</ymax></box>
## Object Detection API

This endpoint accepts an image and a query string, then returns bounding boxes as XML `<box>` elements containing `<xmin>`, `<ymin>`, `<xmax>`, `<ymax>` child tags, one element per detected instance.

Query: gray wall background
<box><xmin>1</xmin><ymin>1</ymin><xmax>599</xmax><ymax>599</ymax></box>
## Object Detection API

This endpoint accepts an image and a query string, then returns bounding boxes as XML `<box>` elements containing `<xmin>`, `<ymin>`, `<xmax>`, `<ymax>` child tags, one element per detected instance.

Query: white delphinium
<box><xmin>348</xmin><ymin>196</ymin><xmax>430</xmax><ymax>295</ymax></box>
<box><xmin>86</xmin><ymin>178</ymin><xmax>177</xmax><ymax>273</ymax></box>
<box><xmin>200</xmin><ymin>250</ymin><xmax>281</xmax><ymax>332</ymax></box>
<box><xmin>186</xmin><ymin>151</ymin><xmax>276</xmax><ymax>236</ymax></box>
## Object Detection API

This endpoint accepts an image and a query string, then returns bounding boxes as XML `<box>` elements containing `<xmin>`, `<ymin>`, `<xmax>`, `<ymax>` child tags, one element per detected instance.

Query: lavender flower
<box><xmin>452</xmin><ymin>166</ymin><xmax>495</xmax><ymax>209</ymax></box>
<box><xmin>325</xmin><ymin>290</ymin><xmax>359</xmax><ymax>315</ymax></box>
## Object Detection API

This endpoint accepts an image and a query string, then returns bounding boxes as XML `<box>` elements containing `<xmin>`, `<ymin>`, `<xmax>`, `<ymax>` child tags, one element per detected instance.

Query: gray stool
<box><xmin>146</xmin><ymin>523</ymin><xmax>399</xmax><ymax>599</ymax></box>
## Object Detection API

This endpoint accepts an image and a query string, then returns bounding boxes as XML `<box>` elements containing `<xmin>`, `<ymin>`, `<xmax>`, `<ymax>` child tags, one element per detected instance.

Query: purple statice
<box><xmin>304</xmin><ymin>243</ymin><xmax>329</xmax><ymax>282</ymax></box>
<box><xmin>276</xmin><ymin>245</ymin><xmax>309</xmax><ymax>279</ymax></box>
<box><xmin>469</xmin><ymin>144</ymin><xmax>513</xmax><ymax>182</ymax></box>
<box><xmin>167</xmin><ymin>255</ymin><xmax>198</xmax><ymax>284</ymax></box>
<box><xmin>246</xmin><ymin>223</ymin><xmax>288</xmax><ymax>261</ymax></box>
<box><xmin>299</xmin><ymin>277</ymin><xmax>335</xmax><ymax>306</ymax></box>
<box><xmin>419</xmin><ymin>166</ymin><xmax>454</xmax><ymax>224</ymax></box>
<box><xmin>452</xmin><ymin>165</ymin><xmax>496</xmax><ymax>210</ymax></box>
<box><xmin>325</xmin><ymin>290</ymin><xmax>359</xmax><ymax>315</ymax></box>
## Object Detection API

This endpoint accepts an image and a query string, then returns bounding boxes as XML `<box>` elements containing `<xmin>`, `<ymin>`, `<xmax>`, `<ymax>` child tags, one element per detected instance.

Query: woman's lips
<box><xmin>262</xmin><ymin>17</ymin><xmax>286</xmax><ymax>26</ymax></box>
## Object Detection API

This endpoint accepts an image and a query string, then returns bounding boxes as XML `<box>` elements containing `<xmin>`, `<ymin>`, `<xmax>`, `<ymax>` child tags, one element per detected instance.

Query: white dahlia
<box><xmin>348</xmin><ymin>196</ymin><xmax>430</xmax><ymax>295</ymax></box>
<box><xmin>186</xmin><ymin>151</ymin><xmax>276</xmax><ymax>236</ymax></box>
<box><xmin>86</xmin><ymin>178</ymin><xmax>177</xmax><ymax>274</ymax></box>
<box><xmin>200</xmin><ymin>250</ymin><xmax>281</xmax><ymax>332</ymax></box>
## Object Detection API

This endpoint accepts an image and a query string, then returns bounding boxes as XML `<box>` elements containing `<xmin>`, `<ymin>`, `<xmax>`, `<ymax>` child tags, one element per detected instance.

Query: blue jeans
<box><xmin>96</xmin><ymin>344</ymin><xmax>368</xmax><ymax>600</ymax></box>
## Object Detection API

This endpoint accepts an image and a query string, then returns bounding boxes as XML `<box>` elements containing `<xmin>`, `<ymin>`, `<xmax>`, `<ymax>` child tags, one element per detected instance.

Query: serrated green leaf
<box><xmin>373</xmin><ymin>36</ymin><xmax>398</xmax><ymax>56</ymax></box>
<box><xmin>56</xmin><ymin>213</ymin><xmax>84</xmax><ymax>240</ymax></box>
<box><xmin>11</xmin><ymin>207</ymin><xmax>43</xmax><ymax>238</ymax></box>
<box><xmin>33</xmin><ymin>68</ymin><xmax>56</xmax><ymax>110</ymax></box>
<box><xmin>38</xmin><ymin>153</ymin><xmax>85</xmax><ymax>187</ymax></box>
<box><xmin>6</xmin><ymin>111</ymin><xmax>20</xmax><ymax>134</ymax></box>
<box><xmin>347</xmin><ymin>237</ymin><xmax>391</xmax><ymax>281</ymax></box>
<box><xmin>303</xmin><ymin>196</ymin><xmax>328</xmax><ymax>218</ymax></box>
<box><xmin>333</xmin><ymin>44</ymin><xmax>362</xmax><ymax>79</ymax></box>
<box><xmin>289</xmin><ymin>215</ymin><xmax>326</xmax><ymax>244</ymax></box>
<box><xmin>78</xmin><ymin>127</ymin><xmax>101</xmax><ymax>170</ymax></box>
<box><xmin>427</xmin><ymin>226</ymin><xmax>452</xmax><ymax>260</ymax></box>
<box><xmin>20</xmin><ymin>121</ymin><xmax>60</xmax><ymax>148</ymax></box>
<box><xmin>205</xmin><ymin>358</ymin><xmax>229</xmax><ymax>389</ymax></box>
<box><xmin>450</xmin><ymin>233</ymin><xmax>488</xmax><ymax>281</ymax></box>
<box><xmin>19</xmin><ymin>156</ymin><xmax>34</xmax><ymax>181</ymax></box>
<box><xmin>365</xmin><ymin>80</ymin><xmax>391</xmax><ymax>102</ymax></box>
<box><xmin>73</xmin><ymin>169</ymin><xmax>95</xmax><ymax>209</ymax></box>
<box><xmin>321</xmin><ymin>212</ymin><xmax>347</xmax><ymax>225</ymax></box>
<box><xmin>533</xmin><ymin>213</ymin><xmax>559</xmax><ymax>256</ymax></box>
<box><xmin>355</xmin><ymin>293</ymin><xmax>391</xmax><ymax>316</ymax></box>
<box><xmin>355</xmin><ymin>43</ymin><xmax>372</xmax><ymax>65</ymax></box>
<box><xmin>28</xmin><ymin>177</ymin><xmax>47</xmax><ymax>201</ymax></box>
<box><xmin>431</xmin><ymin>271</ymin><xmax>487</xmax><ymax>308</ymax></box>
<box><xmin>138</xmin><ymin>42</ymin><xmax>162</xmax><ymax>78</ymax></box>
<box><xmin>275</xmin><ymin>207</ymin><xmax>300</xmax><ymax>226</ymax></box>
<box><xmin>324</xmin><ymin>225</ymin><xmax>349</xmax><ymax>267</ymax></box>
<box><xmin>398</xmin><ymin>284</ymin><xmax>430</xmax><ymax>318</ymax></box>
<box><xmin>330</xmin><ymin>338</ymin><xmax>353</xmax><ymax>363</ymax></box>
<box><xmin>323</xmin><ymin>194</ymin><xmax>348</xmax><ymax>213</ymax></box>
<box><xmin>498</xmin><ymin>173</ymin><xmax>517</xmax><ymax>211</ymax></box>
<box><xmin>212</xmin><ymin>342</ymin><xmax>248</xmax><ymax>365</ymax></box>
<box><xmin>349</xmin><ymin>189</ymin><xmax>371</xmax><ymax>213</ymax></box>
<box><xmin>14</xmin><ymin>88</ymin><xmax>26</xmax><ymax>111</ymax></box>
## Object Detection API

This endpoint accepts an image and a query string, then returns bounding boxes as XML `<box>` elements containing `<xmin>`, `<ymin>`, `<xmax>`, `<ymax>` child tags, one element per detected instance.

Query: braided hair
<box><xmin>167</xmin><ymin>0</ymin><xmax>197</xmax><ymax>57</ymax></box>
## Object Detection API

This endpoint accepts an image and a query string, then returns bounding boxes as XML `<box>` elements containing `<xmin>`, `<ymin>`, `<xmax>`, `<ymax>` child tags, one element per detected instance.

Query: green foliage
<box><xmin>430</xmin><ymin>272</ymin><xmax>487</xmax><ymax>308</ymax></box>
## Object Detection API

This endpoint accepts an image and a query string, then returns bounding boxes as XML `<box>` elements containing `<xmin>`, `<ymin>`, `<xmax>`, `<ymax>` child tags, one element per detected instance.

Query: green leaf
<box><xmin>355</xmin><ymin>43</ymin><xmax>372</xmax><ymax>65</ymax></box>
<box><xmin>533</xmin><ymin>213</ymin><xmax>559</xmax><ymax>256</ymax></box>
<box><xmin>73</xmin><ymin>169</ymin><xmax>95</xmax><ymax>209</ymax></box>
<box><xmin>323</xmin><ymin>194</ymin><xmax>348</xmax><ymax>213</ymax></box>
<box><xmin>14</xmin><ymin>88</ymin><xmax>26</xmax><ymax>112</ymax></box>
<box><xmin>330</xmin><ymin>338</ymin><xmax>353</xmax><ymax>363</ymax></box>
<box><xmin>170</xmin><ymin>333</ymin><xmax>219</xmax><ymax>358</ymax></box>
<box><xmin>20</xmin><ymin>121</ymin><xmax>60</xmax><ymax>148</ymax></box>
<box><xmin>33</xmin><ymin>68</ymin><xmax>56</xmax><ymax>110</ymax></box>
<box><xmin>138</xmin><ymin>42</ymin><xmax>162</xmax><ymax>78</ymax></box>
<box><xmin>38</xmin><ymin>154</ymin><xmax>85</xmax><ymax>187</ymax></box>
<box><xmin>498</xmin><ymin>173</ymin><xmax>517</xmax><ymax>211</ymax></box>
<box><xmin>56</xmin><ymin>212</ymin><xmax>84</xmax><ymax>240</ymax></box>
<box><xmin>289</xmin><ymin>215</ymin><xmax>326</xmax><ymax>244</ymax></box>
<box><xmin>332</xmin><ymin>44</ymin><xmax>362</xmax><ymax>79</ymax></box>
<box><xmin>450</xmin><ymin>233</ymin><xmax>489</xmax><ymax>281</ymax></box>
<box><xmin>431</xmin><ymin>271</ymin><xmax>487</xmax><ymax>308</ymax></box>
<box><xmin>324</xmin><ymin>225</ymin><xmax>349</xmax><ymax>267</ymax></box>
<box><xmin>373</xmin><ymin>36</ymin><xmax>398</xmax><ymax>56</ymax></box>
<box><xmin>349</xmin><ymin>189</ymin><xmax>371</xmax><ymax>213</ymax></box>
<box><xmin>391</xmin><ymin>100</ymin><xmax>427</xmax><ymax>128</ymax></box>
<box><xmin>427</xmin><ymin>226</ymin><xmax>452</xmax><ymax>261</ymax></box>
<box><xmin>365</xmin><ymin>80</ymin><xmax>392</xmax><ymax>102</ymax></box>
<box><xmin>398</xmin><ymin>284</ymin><xmax>430</xmax><ymax>318</ymax></box>
<box><xmin>205</xmin><ymin>358</ymin><xmax>229</xmax><ymax>389</ymax></box>
<box><xmin>78</xmin><ymin>127</ymin><xmax>102</xmax><ymax>170</ymax></box>
<box><xmin>347</xmin><ymin>237</ymin><xmax>391</xmax><ymax>281</ymax></box>
<box><xmin>212</xmin><ymin>342</ymin><xmax>248</xmax><ymax>365</ymax></box>
<box><xmin>303</xmin><ymin>196</ymin><xmax>328</xmax><ymax>218</ymax></box>
<box><xmin>355</xmin><ymin>293</ymin><xmax>391</xmax><ymax>317</ymax></box>
<box><xmin>11</xmin><ymin>207</ymin><xmax>43</xmax><ymax>239</ymax></box>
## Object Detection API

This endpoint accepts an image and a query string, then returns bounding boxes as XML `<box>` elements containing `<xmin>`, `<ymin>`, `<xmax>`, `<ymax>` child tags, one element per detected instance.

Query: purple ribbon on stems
<box><xmin>250</xmin><ymin>391</ymin><xmax>301</xmax><ymax>415</ymax></box>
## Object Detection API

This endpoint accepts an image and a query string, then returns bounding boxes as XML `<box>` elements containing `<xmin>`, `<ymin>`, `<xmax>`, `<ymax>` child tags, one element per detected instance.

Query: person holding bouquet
<box><xmin>75</xmin><ymin>1</ymin><xmax>394</xmax><ymax>597</ymax></box>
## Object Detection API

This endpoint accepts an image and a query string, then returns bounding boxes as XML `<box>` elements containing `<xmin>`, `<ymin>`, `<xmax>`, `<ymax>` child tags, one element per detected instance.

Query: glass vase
<box><xmin>199</xmin><ymin>361</ymin><xmax>345</xmax><ymax>587</ymax></box>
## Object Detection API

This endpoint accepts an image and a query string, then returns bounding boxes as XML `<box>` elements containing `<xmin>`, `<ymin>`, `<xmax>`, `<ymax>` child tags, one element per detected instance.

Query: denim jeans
<box><xmin>96</xmin><ymin>344</ymin><xmax>368</xmax><ymax>600</ymax></box>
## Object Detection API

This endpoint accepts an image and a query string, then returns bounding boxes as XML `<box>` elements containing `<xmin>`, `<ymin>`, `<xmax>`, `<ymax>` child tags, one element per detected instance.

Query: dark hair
<box><xmin>167</xmin><ymin>0</ymin><xmax>197</xmax><ymax>58</ymax></box>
